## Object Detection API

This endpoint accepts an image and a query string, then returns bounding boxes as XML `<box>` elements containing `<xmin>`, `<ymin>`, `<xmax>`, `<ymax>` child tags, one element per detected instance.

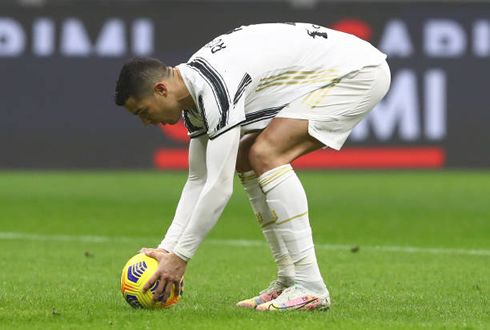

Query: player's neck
<box><xmin>174</xmin><ymin>67</ymin><xmax>196</xmax><ymax>110</ymax></box>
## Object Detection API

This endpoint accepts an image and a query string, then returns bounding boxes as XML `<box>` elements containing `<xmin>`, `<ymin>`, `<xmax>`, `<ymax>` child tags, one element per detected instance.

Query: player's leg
<box><xmin>235</xmin><ymin>132</ymin><xmax>294</xmax><ymax>308</ymax></box>
<box><xmin>249</xmin><ymin>118</ymin><xmax>330</xmax><ymax>311</ymax></box>
<box><xmin>249</xmin><ymin>119</ymin><xmax>323</xmax><ymax>175</ymax></box>
<box><xmin>252</xmin><ymin>61</ymin><xmax>391</xmax><ymax>311</ymax></box>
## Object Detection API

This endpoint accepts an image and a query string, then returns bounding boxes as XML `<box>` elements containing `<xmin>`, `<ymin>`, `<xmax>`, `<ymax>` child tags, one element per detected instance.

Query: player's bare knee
<box><xmin>236</xmin><ymin>148</ymin><xmax>252</xmax><ymax>173</ymax></box>
<box><xmin>249</xmin><ymin>142</ymin><xmax>277</xmax><ymax>175</ymax></box>
<box><xmin>236</xmin><ymin>132</ymin><xmax>260</xmax><ymax>173</ymax></box>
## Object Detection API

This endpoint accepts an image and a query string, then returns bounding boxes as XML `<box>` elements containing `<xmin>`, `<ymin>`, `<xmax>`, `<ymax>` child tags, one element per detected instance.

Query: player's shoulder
<box><xmin>193</xmin><ymin>21</ymin><xmax>333</xmax><ymax>45</ymax></box>
<box><xmin>187</xmin><ymin>22</ymin><xmax>315</xmax><ymax>58</ymax></box>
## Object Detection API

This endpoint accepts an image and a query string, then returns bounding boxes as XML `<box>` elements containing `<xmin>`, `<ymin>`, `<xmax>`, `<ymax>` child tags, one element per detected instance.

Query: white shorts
<box><xmin>276</xmin><ymin>61</ymin><xmax>391</xmax><ymax>150</ymax></box>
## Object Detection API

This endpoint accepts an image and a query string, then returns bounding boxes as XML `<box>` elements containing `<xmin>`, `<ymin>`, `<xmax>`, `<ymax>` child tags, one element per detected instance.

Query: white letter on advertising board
<box><xmin>132</xmin><ymin>18</ymin><xmax>154</xmax><ymax>55</ymax></box>
<box><xmin>425</xmin><ymin>19</ymin><xmax>466</xmax><ymax>57</ymax></box>
<box><xmin>60</xmin><ymin>18</ymin><xmax>92</xmax><ymax>56</ymax></box>
<box><xmin>473</xmin><ymin>20</ymin><xmax>490</xmax><ymax>57</ymax></box>
<box><xmin>0</xmin><ymin>18</ymin><xmax>25</xmax><ymax>56</ymax></box>
<box><xmin>378</xmin><ymin>19</ymin><xmax>413</xmax><ymax>57</ymax></box>
<box><xmin>424</xmin><ymin>70</ymin><xmax>446</xmax><ymax>140</ymax></box>
<box><xmin>33</xmin><ymin>18</ymin><xmax>55</xmax><ymax>56</ymax></box>
<box><xmin>95</xmin><ymin>19</ymin><xmax>126</xmax><ymax>56</ymax></box>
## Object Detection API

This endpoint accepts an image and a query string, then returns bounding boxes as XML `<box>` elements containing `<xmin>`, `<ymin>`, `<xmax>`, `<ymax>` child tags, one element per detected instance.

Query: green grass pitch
<box><xmin>0</xmin><ymin>171</ymin><xmax>489</xmax><ymax>329</ymax></box>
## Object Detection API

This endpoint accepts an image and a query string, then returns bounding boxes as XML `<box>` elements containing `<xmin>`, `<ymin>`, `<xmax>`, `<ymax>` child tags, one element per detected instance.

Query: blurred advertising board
<box><xmin>1</xmin><ymin>1</ymin><xmax>489</xmax><ymax>169</ymax></box>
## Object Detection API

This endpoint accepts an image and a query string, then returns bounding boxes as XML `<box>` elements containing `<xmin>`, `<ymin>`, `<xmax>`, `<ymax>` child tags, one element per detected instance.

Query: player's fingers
<box><xmin>138</xmin><ymin>247</ymin><xmax>148</xmax><ymax>254</ymax></box>
<box><xmin>153</xmin><ymin>279</ymin><xmax>167</xmax><ymax>304</ymax></box>
<box><xmin>173</xmin><ymin>281</ymin><xmax>181</xmax><ymax>297</ymax></box>
<box><xmin>160</xmin><ymin>281</ymin><xmax>173</xmax><ymax>305</ymax></box>
<box><xmin>142</xmin><ymin>272</ymin><xmax>159</xmax><ymax>293</ymax></box>
<box><xmin>144</xmin><ymin>250</ymin><xmax>163</xmax><ymax>261</ymax></box>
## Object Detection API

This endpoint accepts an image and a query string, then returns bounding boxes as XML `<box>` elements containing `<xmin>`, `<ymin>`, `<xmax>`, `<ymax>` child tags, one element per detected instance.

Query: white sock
<box><xmin>238</xmin><ymin>171</ymin><xmax>294</xmax><ymax>286</ymax></box>
<box><xmin>258</xmin><ymin>164</ymin><xmax>328</xmax><ymax>296</ymax></box>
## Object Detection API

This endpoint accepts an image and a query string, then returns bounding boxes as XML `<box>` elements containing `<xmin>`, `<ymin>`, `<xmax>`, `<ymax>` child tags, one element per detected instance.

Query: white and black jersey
<box><xmin>177</xmin><ymin>22</ymin><xmax>387</xmax><ymax>139</ymax></box>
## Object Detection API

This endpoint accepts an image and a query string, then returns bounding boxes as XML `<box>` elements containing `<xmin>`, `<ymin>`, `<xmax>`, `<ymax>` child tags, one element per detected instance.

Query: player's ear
<box><xmin>154</xmin><ymin>82</ymin><xmax>168</xmax><ymax>96</ymax></box>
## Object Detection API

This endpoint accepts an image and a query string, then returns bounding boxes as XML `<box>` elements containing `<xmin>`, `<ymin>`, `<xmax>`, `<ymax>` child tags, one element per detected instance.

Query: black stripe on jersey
<box><xmin>242</xmin><ymin>105</ymin><xmax>287</xmax><ymax>126</ymax></box>
<box><xmin>188</xmin><ymin>58</ymin><xmax>230</xmax><ymax>130</ymax></box>
<box><xmin>198</xmin><ymin>95</ymin><xmax>209</xmax><ymax>131</ymax></box>
<box><xmin>233</xmin><ymin>73</ymin><xmax>252</xmax><ymax>106</ymax></box>
<box><xmin>190</xmin><ymin>132</ymin><xmax>207</xmax><ymax>139</ymax></box>
<box><xmin>209</xmin><ymin>122</ymin><xmax>243</xmax><ymax>140</ymax></box>
<box><xmin>183</xmin><ymin>110</ymin><xmax>202</xmax><ymax>134</ymax></box>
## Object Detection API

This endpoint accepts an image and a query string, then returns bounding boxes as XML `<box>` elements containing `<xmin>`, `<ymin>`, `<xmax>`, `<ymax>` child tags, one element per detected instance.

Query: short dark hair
<box><xmin>114</xmin><ymin>57</ymin><xmax>171</xmax><ymax>106</ymax></box>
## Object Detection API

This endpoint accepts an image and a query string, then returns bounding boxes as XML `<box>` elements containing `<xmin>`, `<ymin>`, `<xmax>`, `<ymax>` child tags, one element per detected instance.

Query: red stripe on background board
<box><xmin>292</xmin><ymin>147</ymin><xmax>445</xmax><ymax>169</ymax></box>
<box><xmin>154</xmin><ymin>147</ymin><xmax>445</xmax><ymax>170</ymax></box>
<box><xmin>154</xmin><ymin>149</ymin><xmax>189</xmax><ymax>169</ymax></box>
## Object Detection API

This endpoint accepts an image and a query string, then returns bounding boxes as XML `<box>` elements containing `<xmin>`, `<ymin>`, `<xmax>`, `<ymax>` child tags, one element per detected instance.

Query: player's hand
<box><xmin>138</xmin><ymin>247</ymin><xmax>168</xmax><ymax>255</ymax></box>
<box><xmin>142</xmin><ymin>251</ymin><xmax>187</xmax><ymax>304</ymax></box>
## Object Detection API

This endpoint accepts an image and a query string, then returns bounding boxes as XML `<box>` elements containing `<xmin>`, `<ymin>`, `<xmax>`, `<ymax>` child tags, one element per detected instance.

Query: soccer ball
<box><xmin>121</xmin><ymin>253</ymin><xmax>184</xmax><ymax>309</ymax></box>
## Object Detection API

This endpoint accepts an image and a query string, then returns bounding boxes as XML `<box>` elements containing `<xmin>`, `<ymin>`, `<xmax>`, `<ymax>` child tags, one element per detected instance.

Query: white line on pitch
<box><xmin>1</xmin><ymin>232</ymin><xmax>489</xmax><ymax>257</ymax></box>
<box><xmin>204</xmin><ymin>239</ymin><xmax>490</xmax><ymax>256</ymax></box>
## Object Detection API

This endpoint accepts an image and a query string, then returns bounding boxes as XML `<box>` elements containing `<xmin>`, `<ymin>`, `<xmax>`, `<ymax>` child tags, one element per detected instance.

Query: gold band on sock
<box><xmin>276</xmin><ymin>211</ymin><xmax>308</xmax><ymax>225</ymax></box>
<box><xmin>238</xmin><ymin>171</ymin><xmax>257</xmax><ymax>185</ymax></box>
<box><xmin>260</xmin><ymin>210</ymin><xmax>278</xmax><ymax>228</ymax></box>
<box><xmin>259</xmin><ymin>165</ymin><xmax>293</xmax><ymax>188</ymax></box>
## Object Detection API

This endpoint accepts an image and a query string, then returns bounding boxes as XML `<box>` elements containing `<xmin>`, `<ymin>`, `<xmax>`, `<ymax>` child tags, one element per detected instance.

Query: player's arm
<box><xmin>139</xmin><ymin>136</ymin><xmax>207</xmax><ymax>256</ymax></box>
<box><xmin>143</xmin><ymin>125</ymin><xmax>241</xmax><ymax>303</ymax></box>
<box><xmin>173</xmin><ymin>125</ymin><xmax>240</xmax><ymax>260</ymax></box>
<box><xmin>156</xmin><ymin>135</ymin><xmax>208</xmax><ymax>253</ymax></box>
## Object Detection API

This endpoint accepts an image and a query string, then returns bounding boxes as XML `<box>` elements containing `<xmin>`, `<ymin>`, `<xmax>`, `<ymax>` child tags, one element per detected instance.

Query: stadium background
<box><xmin>1</xmin><ymin>0</ymin><xmax>489</xmax><ymax>170</ymax></box>
<box><xmin>1</xmin><ymin>1</ymin><xmax>489</xmax><ymax>328</ymax></box>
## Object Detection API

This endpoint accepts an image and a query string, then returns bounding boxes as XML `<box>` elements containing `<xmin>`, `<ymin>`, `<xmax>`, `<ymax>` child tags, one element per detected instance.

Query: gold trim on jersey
<box><xmin>301</xmin><ymin>89</ymin><xmax>322</xmax><ymax>105</ymax></box>
<box><xmin>255</xmin><ymin>69</ymin><xmax>339</xmax><ymax>93</ymax></box>
<box><xmin>259</xmin><ymin>69</ymin><xmax>339</xmax><ymax>84</ymax></box>
<box><xmin>301</xmin><ymin>78</ymin><xmax>341</xmax><ymax>108</ymax></box>
<box><xmin>256</xmin><ymin>76</ymin><xmax>338</xmax><ymax>93</ymax></box>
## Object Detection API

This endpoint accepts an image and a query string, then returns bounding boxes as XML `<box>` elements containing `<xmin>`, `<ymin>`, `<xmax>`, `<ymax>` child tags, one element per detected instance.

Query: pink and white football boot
<box><xmin>236</xmin><ymin>280</ymin><xmax>289</xmax><ymax>309</ymax></box>
<box><xmin>256</xmin><ymin>283</ymin><xmax>330</xmax><ymax>311</ymax></box>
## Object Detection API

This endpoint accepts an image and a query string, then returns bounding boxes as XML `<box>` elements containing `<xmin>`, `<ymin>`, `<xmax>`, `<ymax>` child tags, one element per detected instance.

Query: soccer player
<box><xmin>114</xmin><ymin>22</ymin><xmax>390</xmax><ymax>311</ymax></box>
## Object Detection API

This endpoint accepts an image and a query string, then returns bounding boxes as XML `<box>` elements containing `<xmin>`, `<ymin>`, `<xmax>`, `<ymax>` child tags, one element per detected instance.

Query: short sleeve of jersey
<box><xmin>178</xmin><ymin>56</ymin><xmax>251</xmax><ymax>139</ymax></box>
